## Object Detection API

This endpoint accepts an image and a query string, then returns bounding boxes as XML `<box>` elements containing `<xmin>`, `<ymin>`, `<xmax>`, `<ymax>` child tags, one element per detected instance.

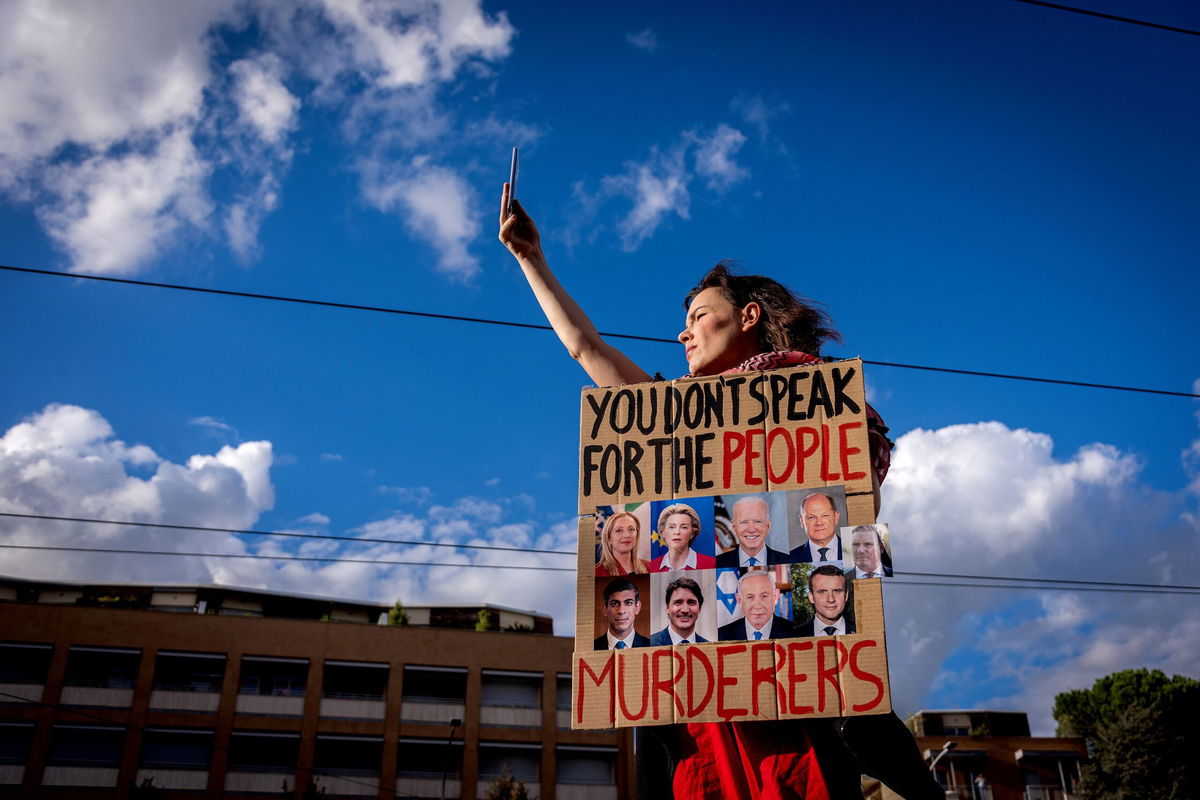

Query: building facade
<box><xmin>0</xmin><ymin>578</ymin><xmax>630</xmax><ymax>800</ymax></box>
<box><xmin>873</xmin><ymin>710</ymin><xmax>1086</xmax><ymax>800</ymax></box>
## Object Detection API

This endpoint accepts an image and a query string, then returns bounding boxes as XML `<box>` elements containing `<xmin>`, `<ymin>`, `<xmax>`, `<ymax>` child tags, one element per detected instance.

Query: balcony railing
<box><xmin>1025</xmin><ymin>787</ymin><xmax>1073</xmax><ymax>800</ymax></box>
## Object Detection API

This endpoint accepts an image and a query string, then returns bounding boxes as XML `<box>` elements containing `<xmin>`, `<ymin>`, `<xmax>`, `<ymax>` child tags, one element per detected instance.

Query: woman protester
<box><xmin>499</xmin><ymin>185</ymin><xmax>941</xmax><ymax>800</ymax></box>
<box><xmin>596</xmin><ymin>511</ymin><xmax>650</xmax><ymax>576</ymax></box>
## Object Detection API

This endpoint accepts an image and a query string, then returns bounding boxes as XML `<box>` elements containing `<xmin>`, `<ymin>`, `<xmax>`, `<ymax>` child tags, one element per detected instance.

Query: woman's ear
<box><xmin>740</xmin><ymin>301</ymin><xmax>762</xmax><ymax>331</ymax></box>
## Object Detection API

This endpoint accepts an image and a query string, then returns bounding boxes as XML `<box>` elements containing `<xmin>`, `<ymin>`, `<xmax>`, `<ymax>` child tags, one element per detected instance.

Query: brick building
<box><xmin>863</xmin><ymin>709</ymin><xmax>1086</xmax><ymax>800</ymax></box>
<box><xmin>0</xmin><ymin>576</ymin><xmax>631</xmax><ymax>799</ymax></box>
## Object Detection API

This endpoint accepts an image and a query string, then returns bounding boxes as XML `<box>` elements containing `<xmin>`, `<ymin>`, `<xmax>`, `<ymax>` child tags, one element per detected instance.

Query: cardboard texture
<box><xmin>851</xmin><ymin>577</ymin><xmax>885</xmax><ymax>635</ymax></box>
<box><xmin>572</xmin><ymin>650</ymin><xmax>616</xmax><ymax>730</ymax></box>
<box><xmin>574</xmin><ymin>359</ymin><xmax>892</xmax><ymax>729</ymax></box>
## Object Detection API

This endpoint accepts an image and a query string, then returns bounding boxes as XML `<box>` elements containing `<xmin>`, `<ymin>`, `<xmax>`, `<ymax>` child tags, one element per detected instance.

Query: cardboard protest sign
<box><xmin>573</xmin><ymin>359</ymin><xmax>894</xmax><ymax>730</ymax></box>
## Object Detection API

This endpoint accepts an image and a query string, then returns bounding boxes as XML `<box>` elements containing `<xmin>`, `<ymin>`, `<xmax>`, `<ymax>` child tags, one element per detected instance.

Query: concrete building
<box><xmin>0</xmin><ymin>576</ymin><xmax>630</xmax><ymax>799</ymax></box>
<box><xmin>862</xmin><ymin>709</ymin><xmax>1086</xmax><ymax>800</ymax></box>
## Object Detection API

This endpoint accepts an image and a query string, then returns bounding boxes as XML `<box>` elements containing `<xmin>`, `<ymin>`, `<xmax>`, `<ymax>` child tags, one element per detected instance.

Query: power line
<box><xmin>3</xmin><ymin>540</ymin><xmax>1199</xmax><ymax>596</ymax></box>
<box><xmin>1010</xmin><ymin>0</ymin><xmax>1200</xmax><ymax>37</ymax></box>
<box><xmin>3</xmin><ymin>264</ymin><xmax>1197</xmax><ymax>398</ymax></box>
<box><xmin>0</xmin><ymin>543</ymin><xmax>576</xmax><ymax>572</ymax></box>
<box><xmin>0</xmin><ymin>511</ymin><xmax>576</xmax><ymax>557</ymax></box>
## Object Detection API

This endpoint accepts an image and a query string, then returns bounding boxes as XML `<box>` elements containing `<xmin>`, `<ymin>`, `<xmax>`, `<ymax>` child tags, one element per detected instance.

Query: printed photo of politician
<box><xmin>593</xmin><ymin>503</ymin><xmax>652</xmax><ymax>577</ymax></box>
<box><xmin>592</xmin><ymin>575</ymin><xmax>651</xmax><ymax>651</ymax></box>
<box><xmin>787</xmin><ymin>486</ymin><xmax>849</xmax><ymax>566</ymax></box>
<box><xmin>793</xmin><ymin>564</ymin><xmax>856</xmax><ymax>637</ymax></box>
<box><xmin>714</xmin><ymin>493</ymin><xmax>792</xmax><ymax>569</ymax></box>
<box><xmin>649</xmin><ymin>571</ymin><xmax>717</xmax><ymax>645</ymax></box>
<box><xmin>715</xmin><ymin>564</ymin><xmax>795</xmax><ymax>641</ymax></box>
<box><xmin>648</xmin><ymin>497</ymin><xmax>716</xmax><ymax>572</ymax></box>
<box><xmin>843</xmin><ymin>523</ymin><xmax>893</xmax><ymax>580</ymax></box>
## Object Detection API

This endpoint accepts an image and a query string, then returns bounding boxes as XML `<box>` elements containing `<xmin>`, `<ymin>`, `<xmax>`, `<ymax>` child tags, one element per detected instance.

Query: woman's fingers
<box><xmin>499</xmin><ymin>182</ymin><xmax>511</xmax><ymax>225</ymax></box>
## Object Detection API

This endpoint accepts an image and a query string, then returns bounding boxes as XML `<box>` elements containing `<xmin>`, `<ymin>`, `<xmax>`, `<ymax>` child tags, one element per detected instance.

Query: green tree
<box><xmin>1052</xmin><ymin>668</ymin><xmax>1199</xmax><ymax>800</ymax></box>
<box><xmin>484</xmin><ymin>767</ymin><xmax>537</xmax><ymax>800</ymax></box>
<box><xmin>387</xmin><ymin>599</ymin><xmax>409</xmax><ymax>626</ymax></box>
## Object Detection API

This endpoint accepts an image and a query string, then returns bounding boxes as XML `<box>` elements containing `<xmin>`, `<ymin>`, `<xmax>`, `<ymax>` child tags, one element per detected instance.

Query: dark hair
<box><xmin>809</xmin><ymin>564</ymin><xmax>847</xmax><ymax>586</ymax></box>
<box><xmin>664</xmin><ymin>576</ymin><xmax>704</xmax><ymax>606</ymax></box>
<box><xmin>603</xmin><ymin>578</ymin><xmax>639</xmax><ymax>603</ymax></box>
<box><xmin>685</xmin><ymin>262</ymin><xmax>842</xmax><ymax>356</ymax></box>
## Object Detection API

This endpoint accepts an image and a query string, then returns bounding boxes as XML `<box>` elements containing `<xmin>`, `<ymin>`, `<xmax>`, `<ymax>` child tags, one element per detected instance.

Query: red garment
<box><xmin>673</xmin><ymin>721</ymin><xmax>832</xmax><ymax>800</ymax></box>
<box><xmin>663</xmin><ymin>350</ymin><xmax>891</xmax><ymax>799</ymax></box>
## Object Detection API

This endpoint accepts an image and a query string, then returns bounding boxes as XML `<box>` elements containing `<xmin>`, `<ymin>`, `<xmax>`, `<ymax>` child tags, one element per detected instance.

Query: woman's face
<box><xmin>662</xmin><ymin>513</ymin><xmax>697</xmax><ymax>553</ymax></box>
<box><xmin>679</xmin><ymin>287</ymin><xmax>760</xmax><ymax>375</ymax></box>
<box><xmin>608</xmin><ymin>516</ymin><xmax>638</xmax><ymax>557</ymax></box>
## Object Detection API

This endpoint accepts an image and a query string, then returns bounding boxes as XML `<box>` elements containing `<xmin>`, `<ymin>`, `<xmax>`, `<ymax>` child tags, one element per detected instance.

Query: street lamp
<box><xmin>439</xmin><ymin>718</ymin><xmax>462</xmax><ymax>800</ymax></box>
<box><xmin>929</xmin><ymin>740</ymin><xmax>957</xmax><ymax>771</ymax></box>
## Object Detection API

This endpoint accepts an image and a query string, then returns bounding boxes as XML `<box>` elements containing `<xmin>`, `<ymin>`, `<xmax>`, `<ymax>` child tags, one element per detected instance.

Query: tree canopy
<box><xmin>1053</xmin><ymin>668</ymin><xmax>1198</xmax><ymax>800</ymax></box>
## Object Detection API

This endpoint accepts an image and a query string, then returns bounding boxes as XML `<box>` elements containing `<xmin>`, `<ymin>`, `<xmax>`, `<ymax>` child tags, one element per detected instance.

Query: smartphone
<box><xmin>507</xmin><ymin>147</ymin><xmax>519</xmax><ymax>217</ymax></box>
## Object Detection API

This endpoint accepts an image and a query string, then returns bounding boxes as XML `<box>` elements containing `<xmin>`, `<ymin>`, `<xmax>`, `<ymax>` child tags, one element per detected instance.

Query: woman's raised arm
<box><xmin>498</xmin><ymin>184</ymin><xmax>652</xmax><ymax>387</ymax></box>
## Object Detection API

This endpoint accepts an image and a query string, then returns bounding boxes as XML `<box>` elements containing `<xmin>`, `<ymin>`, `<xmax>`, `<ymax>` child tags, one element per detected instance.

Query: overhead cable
<box><xmin>2</xmin><ymin>264</ymin><xmax>1196</xmax><ymax>398</ymax></box>
<box><xmin>1011</xmin><ymin>0</ymin><xmax>1200</xmax><ymax>37</ymax></box>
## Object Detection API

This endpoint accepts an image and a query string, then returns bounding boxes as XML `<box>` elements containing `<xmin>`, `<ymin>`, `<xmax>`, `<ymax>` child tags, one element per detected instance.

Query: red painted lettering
<box><xmin>750</xmin><ymin>641</ymin><xmax>779</xmax><ymax>717</ymax></box>
<box><xmin>722</xmin><ymin>431</ymin><xmax>745</xmax><ymax>489</ymax></box>
<box><xmin>716</xmin><ymin>645</ymin><xmax>748</xmax><ymax>722</ymax></box>
<box><xmin>685</xmin><ymin>645</ymin><xmax>715</xmax><ymax>718</ymax></box>
<box><xmin>744</xmin><ymin>429</ymin><xmax>764</xmax><ymax>486</ymax></box>
<box><xmin>576</xmin><ymin>655</ymin><xmax>615</xmax><ymax>725</ymax></box>
<box><xmin>819</xmin><ymin>424</ymin><xmax>841</xmax><ymax>481</ymax></box>
<box><xmin>785</xmin><ymin>640</ymin><xmax>814</xmax><ymax>714</ymax></box>
<box><xmin>795</xmin><ymin>426</ymin><xmax>819</xmax><ymax>483</ymax></box>
<box><xmin>816</xmin><ymin>638</ymin><xmax>848</xmax><ymax>714</ymax></box>
<box><xmin>838</xmin><ymin>421</ymin><xmax>867</xmax><ymax>481</ymax></box>
<box><xmin>617</xmin><ymin>651</ymin><xmax>650</xmax><ymax>721</ymax></box>
<box><xmin>766</xmin><ymin>427</ymin><xmax>795</xmax><ymax>484</ymax></box>
<box><xmin>849</xmin><ymin>639</ymin><xmax>885</xmax><ymax>712</ymax></box>
<box><xmin>651</xmin><ymin>647</ymin><xmax>677</xmax><ymax>722</ymax></box>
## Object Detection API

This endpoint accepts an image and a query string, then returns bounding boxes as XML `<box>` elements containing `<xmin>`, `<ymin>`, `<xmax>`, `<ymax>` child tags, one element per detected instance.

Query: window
<box><xmin>153</xmin><ymin>652</ymin><xmax>225</xmax><ymax>693</ymax></box>
<box><xmin>478</xmin><ymin>743</ymin><xmax>539</xmax><ymax>782</ymax></box>
<box><xmin>0</xmin><ymin>643</ymin><xmax>52</xmax><ymax>685</ymax></box>
<box><xmin>402</xmin><ymin>666</ymin><xmax>466</xmax><ymax>703</ymax></box>
<box><xmin>140</xmin><ymin>729</ymin><xmax>213</xmax><ymax>770</ymax></box>
<box><xmin>0</xmin><ymin>723</ymin><xmax>34</xmax><ymax>765</ymax></box>
<box><xmin>239</xmin><ymin>656</ymin><xmax>307</xmax><ymax>697</ymax></box>
<box><xmin>322</xmin><ymin>661</ymin><xmax>387</xmax><ymax>700</ymax></box>
<box><xmin>47</xmin><ymin>726</ymin><xmax>125</xmax><ymax>767</ymax></box>
<box><xmin>314</xmin><ymin>735</ymin><xmax>382</xmax><ymax>777</ymax></box>
<box><xmin>481</xmin><ymin>671</ymin><xmax>541</xmax><ymax>709</ymax></box>
<box><xmin>227</xmin><ymin>732</ymin><xmax>299</xmax><ymax>773</ymax></box>
<box><xmin>63</xmin><ymin>647</ymin><xmax>140</xmax><ymax>689</ymax></box>
<box><xmin>556</xmin><ymin>674</ymin><xmax>571</xmax><ymax>710</ymax></box>
<box><xmin>396</xmin><ymin>739</ymin><xmax>463</xmax><ymax>779</ymax></box>
<box><xmin>557</xmin><ymin>746</ymin><xmax>616</xmax><ymax>785</ymax></box>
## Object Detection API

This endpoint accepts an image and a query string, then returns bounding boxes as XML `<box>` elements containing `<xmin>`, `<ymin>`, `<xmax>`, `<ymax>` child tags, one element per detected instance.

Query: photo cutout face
<box><xmin>593</xmin><ymin>575</ymin><xmax>650</xmax><ymax>649</ymax></box>
<box><xmin>718</xmin><ymin>493</ymin><xmax>790</xmax><ymax>564</ymax></box>
<box><xmin>593</xmin><ymin>503</ymin><xmax>652</xmax><ymax>577</ymax></box>
<box><xmin>650</xmin><ymin>570</ymin><xmax>717</xmax><ymax>644</ymax></box>
<box><xmin>846</xmin><ymin>523</ymin><xmax>892</xmax><ymax>577</ymax></box>
<box><xmin>788</xmin><ymin>486</ymin><xmax>848</xmax><ymax>564</ymax></box>
<box><xmin>715</xmin><ymin>565</ymin><xmax>793</xmax><ymax>636</ymax></box>
<box><xmin>649</xmin><ymin>496</ymin><xmax>715</xmax><ymax>564</ymax></box>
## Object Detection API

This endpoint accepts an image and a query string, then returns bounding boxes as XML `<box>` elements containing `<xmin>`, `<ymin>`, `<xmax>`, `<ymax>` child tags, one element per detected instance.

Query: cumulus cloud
<box><xmin>595</xmin><ymin>123</ymin><xmax>750</xmax><ymax>250</ymax></box>
<box><xmin>363</xmin><ymin>159</ymin><xmax>481</xmax><ymax>279</ymax></box>
<box><xmin>882</xmin><ymin>420</ymin><xmax>1200</xmax><ymax>733</ymax></box>
<box><xmin>0</xmin><ymin>0</ymin><xmax>516</xmax><ymax>276</ymax></box>
<box><xmin>625</xmin><ymin>28</ymin><xmax>658</xmax><ymax>52</ymax></box>
<box><xmin>0</xmin><ymin>403</ymin><xmax>578</xmax><ymax>629</ymax></box>
<box><xmin>0</xmin><ymin>403</ymin><xmax>274</xmax><ymax>582</ymax></box>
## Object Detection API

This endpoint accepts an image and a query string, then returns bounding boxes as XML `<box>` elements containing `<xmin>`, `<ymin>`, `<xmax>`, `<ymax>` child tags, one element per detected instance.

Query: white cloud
<box><xmin>882</xmin><ymin>420</ymin><xmax>1200</xmax><ymax>733</ymax></box>
<box><xmin>0</xmin><ymin>403</ymin><xmax>274</xmax><ymax>582</ymax></box>
<box><xmin>625</xmin><ymin>28</ymin><xmax>658</xmax><ymax>52</ymax></box>
<box><xmin>320</xmin><ymin>452</ymin><xmax>344</xmax><ymax>461</ymax></box>
<box><xmin>732</xmin><ymin>95</ymin><xmax>790</xmax><ymax>146</ymax></box>
<box><xmin>602</xmin><ymin>144</ymin><xmax>691</xmax><ymax>251</ymax></box>
<box><xmin>691</xmin><ymin>124</ymin><xmax>748</xmax><ymax>191</ymax></box>
<box><xmin>363</xmin><ymin>159</ymin><xmax>481</xmax><ymax>279</ymax></box>
<box><xmin>0</xmin><ymin>0</ymin><xmax>516</xmax><ymax>275</ymax></box>
<box><xmin>596</xmin><ymin>123</ymin><xmax>749</xmax><ymax>250</ymax></box>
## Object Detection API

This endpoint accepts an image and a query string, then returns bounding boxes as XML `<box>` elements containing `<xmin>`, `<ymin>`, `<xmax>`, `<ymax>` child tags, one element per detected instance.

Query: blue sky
<box><xmin>1</xmin><ymin>0</ymin><xmax>1198</xmax><ymax>733</ymax></box>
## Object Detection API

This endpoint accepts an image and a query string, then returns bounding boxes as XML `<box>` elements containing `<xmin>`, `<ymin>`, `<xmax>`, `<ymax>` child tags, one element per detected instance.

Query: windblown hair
<box><xmin>685</xmin><ymin>262</ymin><xmax>842</xmax><ymax>356</ymax></box>
<box><xmin>597</xmin><ymin>511</ymin><xmax>649</xmax><ymax>575</ymax></box>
